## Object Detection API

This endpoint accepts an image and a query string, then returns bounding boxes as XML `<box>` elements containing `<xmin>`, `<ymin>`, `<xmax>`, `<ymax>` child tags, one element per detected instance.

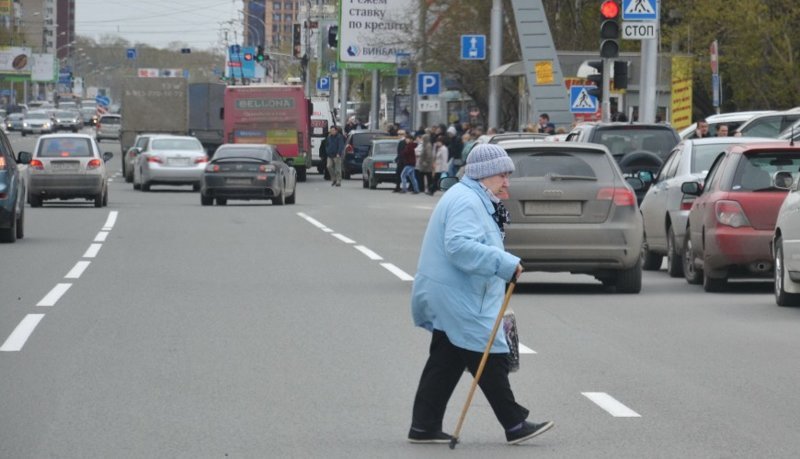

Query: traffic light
<box><xmin>600</xmin><ymin>0</ymin><xmax>620</xmax><ymax>58</ymax></box>
<box><xmin>243</xmin><ymin>52</ymin><xmax>253</xmax><ymax>61</ymax></box>
<box><xmin>180</xmin><ymin>48</ymin><xmax>191</xmax><ymax>54</ymax></box>
<box><xmin>292</xmin><ymin>23</ymin><xmax>302</xmax><ymax>58</ymax></box>
<box><xmin>613</xmin><ymin>60</ymin><xmax>629</xmax><ymax>90</ymax></box>
<box><xmin>328</xmin><ymin>25</ymin><xmax>338</xmax><ymax>48</ymax></box>
<box><xmin>256</xmin><ymin>45</ymin><xmax>265</xmax><ymax>62</ymax></box>
<box><xmin>586</xmin><ymin>60</ymin><xmax>604</xmax><ymax>101</ymax></box>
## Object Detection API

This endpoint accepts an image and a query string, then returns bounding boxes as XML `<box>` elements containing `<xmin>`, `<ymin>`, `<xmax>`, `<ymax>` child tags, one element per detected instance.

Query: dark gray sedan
<box><xmin>201</xmin><ymin>144</ymin><xmax>296</xmax><ymax>206</ymax></box>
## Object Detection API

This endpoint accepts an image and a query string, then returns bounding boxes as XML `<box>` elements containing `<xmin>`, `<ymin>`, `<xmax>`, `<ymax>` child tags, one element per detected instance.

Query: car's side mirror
<box><xmin>626</xmin><ymin>177</ymin><xmax>644</xmax><ymax>191</ymax></box>
<box><xmin>773</xmin><ymin>171</ymin><xmax>794</xmax><ymax>190</ymax></box>
<box><xmin>681</xmin><ymin>181</ymin><xmax>702</xmax><ymax>196</ymax></box>
<box><xmin>17</xmin><ymin>151</ymin><xmax>31</xmax><ymax>164</ymax></box>
<box><xmin>439</xmin><ymin>176</ymin><xmax>459</xmax><ymax>191</ymax></box>
<box><xmin>103</xmin><ymin>152</ymin><xmax>114</xmax><ymax>162</ymax></box>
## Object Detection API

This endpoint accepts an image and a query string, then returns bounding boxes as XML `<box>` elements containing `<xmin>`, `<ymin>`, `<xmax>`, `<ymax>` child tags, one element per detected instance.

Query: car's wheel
<box><xmin>201</xmin><ymin>194</ymin><xmax>213</xmax><ymax>206</ymax></box>
<box><xmin>774</xmin><ymin>237</ymin><xmax>800</xmax><ymax>306</ymax></box>
<box><xmin>29</xmin><ymin>194</ymin><xmax>42</xmax><ymax>208</ymax></box>
<box><xmin>125</xmin><ymin>167</ymin><xmax>133</xmax><ymax>183</ymax></box>
<box><xmin>216</xmin><ymin>198</ymin><xmax>227</xmax><ymax>205</ymax></box>
<box><xmin>641</xmin><ymin>236</ymin><xmax>663</xmax><ymax>271</ymax></box>
<box><xmin>192</xmin><ymin>183</ymin><xmax>201</xmax><ymax>192</ymax></box>
<box><xmin>343</xmin><ymin>169</ymin><xmax>351</xmax><ymax>180</ymax></box>
<box><xmin>703</xmin><ymin>270</ymin><xmax>727</xmax><ymax>292</ymax></box>
<box><xmin>614</xmin><ymin>258</ymin><xmax>642</xmax><ymax>293</ymax></box>
<box><xmin>286</xmin><ymin>185</ymin><xmax>296</xmax><ymax>204</ymax></box>
<box><xmin>94</xmin><ymin>192</ymin><xmax>103</xmax><ymax>208</ymax></box>
<box><xmin>21</xmin><ymin>131</ymin><xmax>26</xmax><ymax>137</ymax></box>
<box><xmin>102</xmin><ymin>188</ymin><xmax>108</xmax><ymax>207</ymax></box>
<box><xmin>0</xmin><ymin>208</ymin><xmax>17</xmax><ymax>243</ymax></box>
<box><xmin>666</xmin><ymin>226</ymin><xmax>684</xmax><ymax>277</ymax></box>
<box><xmin>272</xmin><ymin>187</ymin><xmax>285</xmax><ymax>206</ymax></box>
<box><xmin>683</xmin><ymin>229</ymin><xmax>703</xmax><ymax>284</ymax></box>
<box><xmin>362</xmin><ymin>174</ymin><xmax>368</xmax><ymax>188</ymax></box>
<box><xmin>296</xmin><ymin>167</ymin><xmax>306</xmax><ymax>182</ymax></box>
<box><xmin>141</xmin><ymin>182</ymin><xmax>151</xmax><ymax>192</ymax></box>
<box><xmin>15</xmin><ymin>203</ymin><xmax>24</xmax><ymax>240</ymax></box>
<box><xmin>369</xmin><ymin>174</ymin><xmax>378</xmax><ymax>189</ymax></box>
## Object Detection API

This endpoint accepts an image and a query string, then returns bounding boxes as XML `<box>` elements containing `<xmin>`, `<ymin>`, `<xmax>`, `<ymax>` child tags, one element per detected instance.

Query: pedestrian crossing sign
<box><xmin>569</xmin><ymin>86</ymin><xmax>598</xmax><ymax>113</ymax></box>
<box><xmin>622</xmin><ymin>0</ymin><xmax>658</xmax><ymax>21</ymax></box>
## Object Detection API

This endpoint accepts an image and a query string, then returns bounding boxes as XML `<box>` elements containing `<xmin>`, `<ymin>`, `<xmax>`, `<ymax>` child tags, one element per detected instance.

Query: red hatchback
<box><xmin>680</xmin><ymin>142</ymin><xmax>800</xmax><ymax>292</ymax></box>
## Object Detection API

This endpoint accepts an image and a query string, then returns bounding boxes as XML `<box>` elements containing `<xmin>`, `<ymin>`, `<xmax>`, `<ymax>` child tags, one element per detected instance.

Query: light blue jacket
<box><xmin>411</xmin><ymin>176</ymin><xmax>520</xmax><ymax>353</ymax></box>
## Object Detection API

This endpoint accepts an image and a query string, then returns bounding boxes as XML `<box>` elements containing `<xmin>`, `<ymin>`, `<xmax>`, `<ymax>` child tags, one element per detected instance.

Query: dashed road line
<box><xmin>0</xmin><ymin>315</ymin><xmax>45</xmax><ymax>352</ymax></box>
<box><xmin>354</xmin><ymin>245</ymin><xmax>383</xmax><ymax>261</ymax></box>
<box><xmin>36</xmin><ymin>283</ymin><xmax>72</xmax><ymax>307</ymax></box>
<box><xmin>102</xmin><ymin>210</ymin><xmax>118</xmax><ymax>231</ymax></box>
<box><xmin>94</xmin><ymin>231</ymin><xmax>109</xmax><ymax>242</ymax></box>
<box><xmin>65</xmin><ymin>261</ymin><xmax>91</xmax><ymax>279</ymax></box>
<box><xmin>83</xmin><ymin>243</ymin><xmax>102</xmax><ymax>258</ymax></box>
<box><xmin>332</xmin><ymin>233</ymin><xmax>355</xmax><ymax>244</ymax></box>
<box><xmin>380</xmin><ymin>263</ymin><xmax>415</xmax><ymax>281</ymax></box>
<box><xmin>582</xmin><ymin>392</ymin><xmax>641</xmax><ymax>417</ymax></box>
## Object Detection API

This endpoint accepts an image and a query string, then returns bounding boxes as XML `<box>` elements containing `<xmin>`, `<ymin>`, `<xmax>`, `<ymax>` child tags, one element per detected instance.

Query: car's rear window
<box><xmin>100</xmin><ymin>117</ymin><xmax>120</xmax><ymax>125</ymax></box>
<box><xmin>732</xmin><ymin>151</ymin><xmax>800</xmax><ymax>191</ymax></box>
<box><xmin>151</xmin><ymin>138</ymin><xmax>202</xmax><ymax>150</ymax></box>
<box><xmin>26</xmin><ymin>112</ymin><xmax>50</xmax><ymax>120</ymax></box>
<box><xmin>691</xmin><ymin>144</ymin><xmax>730</xmax><ymax>173</ymax></box>
<box><xmin>373</xmin><ymin>142</ymin><xmax>397</xmax><ymax>156</ymax></box>
<box><xmin>38</xmin><ymin>138</ymin><xmax>93</xmax><ymax>157</ymax></box>
<box><xmin>595</xmin><ymin>128</ymin><xmax>678</xmax><ymax>159</ymax></box>
<box><xmin>214</xmin><ymin>147</ymin><xmax>275</xmax><ymax>162</ymax></box>
<box><xmin>353</xmin><ymin>133</ymin><xmax>388</xmax><ymax>147</ymax></box>
<box><xmin>508</xmin><ymin>149</ymin><xmax>614</xmax><ymax>181</ymax></box>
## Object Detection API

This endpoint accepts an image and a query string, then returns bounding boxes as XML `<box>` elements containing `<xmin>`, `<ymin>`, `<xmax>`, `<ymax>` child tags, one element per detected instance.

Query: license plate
<box><xmin>50</xmin><ymin>162</ymin><xmax>79</xmax><ymax>171</ymax></box>
<box><xmin>167</xmin><ymin>158</ymin><xmax>191</xmax><ymax>166</ymax></box>
<box><xmin>226</xmin><ymin>178</ymin><xmax>251</xmax><ymax>185</ymax></box>
<box><xmin>523</xmin><ymin>201</ymin><xmax>582</xmax><ymax>216</ymax></box>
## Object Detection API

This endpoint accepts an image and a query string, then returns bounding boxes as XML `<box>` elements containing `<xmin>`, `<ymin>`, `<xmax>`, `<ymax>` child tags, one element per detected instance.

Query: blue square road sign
<box><xmin>417</xmin><ymin>72</ymin><xmax>441</xmax><ymax>96</ymax></box>
<box><xmin>622</xmin><ymin>0</ymin><xmax>659</xmax><ymax>21</ymax></box>
<box><xmin>460</xmin><ymin>35</ymin><xmax>486</xmax><ymax>60</ymax></box>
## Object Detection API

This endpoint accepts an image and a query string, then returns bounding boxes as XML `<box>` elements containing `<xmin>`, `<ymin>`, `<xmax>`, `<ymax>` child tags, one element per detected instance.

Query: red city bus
<box><xmin>223</xmin><ymin>85</ymin><xmax>311</xmax><ymax>181</ymax></box>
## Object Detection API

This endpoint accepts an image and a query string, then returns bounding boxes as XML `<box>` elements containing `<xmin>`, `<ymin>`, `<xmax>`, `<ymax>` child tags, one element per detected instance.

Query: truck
<box><xmin>188</xmin><ymin>82</ymin><xmax>225</xmax><ymax>154</ymax></box>
<box><xmin>223</xmin><ymin>85</ymin><xmax>311</xmax><ymax>181</ymax></box>
<box><xmin>119</xmin><ymin>77</ymin><xmax>188</xmax><ymax>154</ymax></box>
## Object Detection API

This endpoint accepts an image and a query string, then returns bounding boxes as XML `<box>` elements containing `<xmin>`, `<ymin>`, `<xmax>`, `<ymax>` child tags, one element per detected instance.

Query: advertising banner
<box><xmin>670</xmin><ymin>56</ymin><xmax>693</xmax><ymax>131</ymax></box>
<box><xmin>31</xmin><ymin>54</ymin><xmax>56</xmax><ymax>82</ymax></box>
<box><xmin>0</xmin><ymin>47</ymin><xmax>33</xmax><ymax>75</ymax></box>
<box><xmin>338</xmin><ymin>0</ymin><xmax>413</xmax><ymax>66</ymax></box>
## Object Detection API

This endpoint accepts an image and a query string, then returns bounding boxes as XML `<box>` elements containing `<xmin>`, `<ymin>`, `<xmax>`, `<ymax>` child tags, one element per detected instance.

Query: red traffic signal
<box><xmin>600</xmin><ymin>0</ymin><xmax>620</xmax><ymax>19</ymax></box>
<box><xmin>243</xmin><ymin>52</ymin><xmax>253</xmax><ymax>61</ymax></box>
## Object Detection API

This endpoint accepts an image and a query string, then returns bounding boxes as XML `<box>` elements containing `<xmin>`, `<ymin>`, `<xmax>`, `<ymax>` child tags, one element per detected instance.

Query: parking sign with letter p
<box><xmin>417</xmin><ymin>72</ymin><xmax>441</xmax><ymax>96</ymax></box>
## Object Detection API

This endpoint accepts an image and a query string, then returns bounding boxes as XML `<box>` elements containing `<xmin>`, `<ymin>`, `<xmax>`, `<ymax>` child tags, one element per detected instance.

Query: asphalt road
<box><xmin>2</xmin><ymin>129</ymin><xmax>800</xmax><ymax>458</ymax></box>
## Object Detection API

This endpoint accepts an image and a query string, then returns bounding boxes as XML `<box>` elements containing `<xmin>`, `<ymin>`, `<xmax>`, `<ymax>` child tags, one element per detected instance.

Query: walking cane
<box><xmin>449</xmin><ymin>276</ymin><xmax>517</xmax><ymax>449</ymax></box>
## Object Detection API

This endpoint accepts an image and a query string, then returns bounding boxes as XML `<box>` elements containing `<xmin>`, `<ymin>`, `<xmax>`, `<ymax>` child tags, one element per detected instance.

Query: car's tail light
<box><xmin>680</xmin><ymin>195</ymin><xmax>696</xmax><ymax>211</ymax></box>
<box><xmin>0</xmin><ymin>156</ymin><xmax>5</xmax><ymax>170</ymax></box>
<box><xmin>194</xmin><ymin>156</ymin><xmax>208</xmax><ymax>164</ymax></box>
<box><xmin>258</xmin><ymin>164</ymin><xmax>276</xmax><ymax>172</ymax></box>
<box><xmin>146</xmin><ymin>155</ymin><xmax>163</xmax><ymax>164</ymax></box>
<box><xmin>205</xmin><ymin>164</ymin><xmax>219</xmax><ymax>172</ymax></box>
<box><xmin>374</xmin><ymin>162</ymin><xmax>387</xmax><ymax>168</ymax></box>
<box><xmin>87</xmin><ymin>159</ymin><xmax>102</xmax><ymax>169</ymax></box>
<box><xmin>596</xmin><ymin>187</ymin><xmax>636</xmax><ymax>207</ymax></box>
<box><xmin>30</xmin><ymin>159</ymin><xmax>44</xmax><ymax>170</ymax></box>
<box><xmin>345</xmin><ymin>144</ymin><xmax>353</xmax><ymax>154</ymax></box>
<box><xmin>715</xmin><ymin>200</ymin><xmax>751</xmax><ymax>228</ymax></box>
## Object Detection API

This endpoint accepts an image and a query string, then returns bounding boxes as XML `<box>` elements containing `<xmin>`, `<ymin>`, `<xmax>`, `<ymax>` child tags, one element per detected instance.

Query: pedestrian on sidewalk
<box><xmin>408</xmin><ymin>144</ymin><xmax>554</xmax><ymax>445</ymax></box>
<box><xmin>325</xmin><ymin>126</ymin><xmax>345</xmax><ymax>186</ymax></box>
<box><xmin>400</xmin><ymin>132</ymin><xmax>420</xmax><ymax>193</ymax></box>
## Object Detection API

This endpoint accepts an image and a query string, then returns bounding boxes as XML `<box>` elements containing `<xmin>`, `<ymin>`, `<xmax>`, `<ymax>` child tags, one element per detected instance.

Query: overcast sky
<box><xmin>75</xmin><ymin>0</ymin><xmax>244</xmax><ymax>51</ymax></box>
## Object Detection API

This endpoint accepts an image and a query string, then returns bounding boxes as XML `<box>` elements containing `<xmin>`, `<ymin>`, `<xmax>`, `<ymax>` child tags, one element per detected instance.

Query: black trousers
<box><xmin>411</xmin><ymin>329</ymin><xmax>529</xmax><ymax>432</ymax></box>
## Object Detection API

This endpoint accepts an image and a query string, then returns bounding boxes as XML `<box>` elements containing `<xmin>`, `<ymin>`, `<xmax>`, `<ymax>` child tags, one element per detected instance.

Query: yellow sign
<box><xmin>0</xmin><ymin>0</ymin><xmax>11</xmax><ymax>15</ymax></box>
<box><xmin>535</xmin><ymin>61</ymin><xmax>554</xmax><ymax>85</ymax></box>
<box><xmin>670</xmin><ymin>56</ymin><xmax>693</xmax><ymax>131</ymax></box>
<box><xmin>268</xmin><ymin>129</ymin><xmax>297</xmax><ymax>145</ymax></box>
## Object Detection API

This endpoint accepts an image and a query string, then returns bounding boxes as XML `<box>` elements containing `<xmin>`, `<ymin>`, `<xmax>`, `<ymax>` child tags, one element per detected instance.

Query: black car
<box><xmin>565</xmin><ymin>122</ymin><xmax>681</xmax><ymax>202</ymax></box>
<box><xmin>0</xmin><ymin>130</ymin><xmax>31</xmax><ymax>242</ymax></box>
<box><xmin>342</xmin><ymin>130</ymin><xmax>391</xmax><ymax>179</ymax></box>
<box><xmin>201</xmin><ymin>144</ymin><xmax>297</xmax><ymax>206</ymax></box>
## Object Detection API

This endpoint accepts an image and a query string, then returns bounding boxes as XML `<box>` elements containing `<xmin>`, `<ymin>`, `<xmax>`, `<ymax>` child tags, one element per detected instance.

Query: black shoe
<box><xmin>392</xmin><ymin>188</ymin><xmax>401</xmax><ymax>193</ymax></box>
<box><xmin>408</xmin><ymin>428</ymin><xmax>452</xmax><ymax>444</ymax></box>
<box><xmin>331</xmin><ymin>182</ymin><xmax>336</xmax><ymax>187</ymax></box>
<box><xmin>505</xmin><ymin>421</ymin><xmax>554</xmax><ymax>445</ymax></box>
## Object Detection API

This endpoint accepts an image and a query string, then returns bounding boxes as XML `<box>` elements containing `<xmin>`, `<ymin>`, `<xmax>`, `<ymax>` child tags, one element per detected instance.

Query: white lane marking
<box><xmin>0</xmin><ymin>314</ymin><xmax>46</xmax><ymax>352</ymax></box>
<box><xmin>297</xmin><ymin>212</ymin><xmax>329</xmax><ymax>230</ymax></box>
<box><xmin>65</xmin><ymin>261</ymin><xmax>91</xmax><ymax>279</ymax></box>
<box><xmin>332</xmin><ymin>233</ymin><xmax>355</xmax><ymax>244</ymax></box>
<box><xmin>83</xmin><ymin>243</ymin><xmax>102</xmax><ymax>258</ymax></box>
<box><xmin>582</xmin><ymin>392</ymin><xmax>641</xmax><ymax>417</ymax></box>
<box><xmin>37</xmin><ymin>283</ymin><xmax>72</xmax><ymax>307</ymax></box>
<box><xmin>519</xmin><ymin>343</ymin><xmax>536</xmax><ymax>354</ymax></box>
<box><xmin>354</xmin><ymin>245</ymin><xmax>383</xmax><ymax>261</ymax></box>
<box><xmin>380</xmin><ymin>263</ymin><xmax>415</xmax><ymax>281</ymax></box>
<box><xmin>94</xmin><ymin>231</ymin><xmax>109</xmax><ymax>242</ymax></box>
<box><xmin>102</xmin><ymin>211</ymin><xmax>118</xmax><ymax>230</ymax></box>
<box><xmin>322</xmin><ymin>228</ymin><xmax>334</xmax><ymax>233</ymax></box>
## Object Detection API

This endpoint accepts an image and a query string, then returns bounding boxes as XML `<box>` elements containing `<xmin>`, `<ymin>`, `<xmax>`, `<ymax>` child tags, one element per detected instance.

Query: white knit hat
<box><xmin>465</xmin><ymin>144</ymin><xmax>515</xmax><ymax>180</ymax></box>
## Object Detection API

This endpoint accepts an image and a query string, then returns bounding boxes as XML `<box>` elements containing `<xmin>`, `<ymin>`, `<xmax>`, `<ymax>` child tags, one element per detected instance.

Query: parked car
<box><xmin>497</xmin><ymin>140</ymin><xmax>645</xmax><ymax>293</ymax></box>
<box><xmin>734</xmin><ymin>108</ymin><xmax>800</xmax><ymax>138</ymax></box>
<box><xmin>122</xmin><ymin>133</ymin><xmax>157</xmax><ymax>183</ymax></box>
<box><xmin>132</xmin><ymin>135</ymin><xmax>207</xmax><ymax>191</ymax></box>
<box><xmin>678</xmin><ymin>111</ymin><xmax>773</xmax><ymax>139</ymax></box>
<box><xmin>5</xmin><ymin>113</ymin><xmax>24</xmax><ymax>131</ymax></box>
<box><xmin>200</xmin><ymin>144</ymin><xmax>296</xmax><ymax>206</ymax></box>
<box><xmin>0</xmin><ymin>130</ymin><xmax>31</xmax><ymax>242</ymax></box>
<box><xmin>565</xmin><ymin>122</ymin><xmax>681</xmax><ymax>203</ymax></box>
<box><xmin>23</xmin><ymin>133</ymin><xmax>113</xmax><ymax>207</ymax></box>
<box><xmin>53</xmin><ymin>110</ymin><xmax>82</xmax><ymax>132</ymax></box>
<box><xmin>21</xmin><ymin>110</ymin><xmax>55</xmax><ymax>136</ymax></box>
<box><xmin>681</xmin><ymin>141</ymin><xmax>800</xmax><ymax>292</ymax></box>
<box><xmin>95</xmin><ymin>114</ymin><xmax>121</xmax><ymax>141</ymax></box>
<box><xmin>342</xmin><ymin>130</ymin><xmax>390</xmax><ymax>179</ymax></box>
<box><xmin>772</xmin><ymin>171</ymin><xmax>800</xmax><ymax>306</ymax></box>
<box><xmin>361</xmin><ymin>138</ymin><xmax>399</xmax><ymax>189</ymax></box>
<box><xmin>640</xmin><ymin>137</ymin><xmax>783</xmax><ymax>277</ymax></box>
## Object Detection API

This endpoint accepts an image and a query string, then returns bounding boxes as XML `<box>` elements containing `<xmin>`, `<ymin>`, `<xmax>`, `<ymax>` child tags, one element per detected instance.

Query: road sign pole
<box><xmin>602</xmin><ymin>58</ymin><xmax>611</xmax><ymax>123</ymax></box>
<box><xmin>488</xmin><ymin>0</ymin><xmax>502</xmax><ymax>130</ymax></box>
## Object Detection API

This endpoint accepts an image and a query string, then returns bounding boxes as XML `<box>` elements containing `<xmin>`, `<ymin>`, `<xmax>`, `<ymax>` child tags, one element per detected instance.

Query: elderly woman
<box><xmin>408</xmin><ymin>144</ymin><xmax>554</xmax><ymax>445</ymax></box>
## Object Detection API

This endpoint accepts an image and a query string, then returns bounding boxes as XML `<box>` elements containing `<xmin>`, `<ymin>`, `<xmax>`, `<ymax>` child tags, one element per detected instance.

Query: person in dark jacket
<box><xmin>325</xmin><ymin>126</ymin><xmax>345</xmax><ymax>186</ymax></box>
<box><xmin>393</xmin><ymin>130</ymin><xmax>407</xmax><ymax>192</ymax></box>
<box><xmin>399</xmin><ymin>132</ymin><xmax>419</xmax><ymax>193</ymax></box>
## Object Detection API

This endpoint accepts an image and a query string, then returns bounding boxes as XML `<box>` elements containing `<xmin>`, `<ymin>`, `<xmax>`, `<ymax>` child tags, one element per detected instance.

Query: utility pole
<box><xmin>488</xmin><ymin>0</ymin><xmax>502</xmax><ymax>130</ymax></box>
